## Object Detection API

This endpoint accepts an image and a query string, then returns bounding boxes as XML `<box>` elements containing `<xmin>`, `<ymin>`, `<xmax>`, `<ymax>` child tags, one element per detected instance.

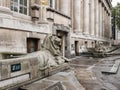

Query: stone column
<box><xmin>98</xmin><ymin>2</ymin><xmax>101</xmax><ymax>38</ymax></box>
<box><xmin>0</xmin><ymin>0</ymin><xmax>2</xmax><ymax>6</ymax></box>
<box><xmin>60</xmin><ymin>0</ymin><xmax>71</xmax><ymax>17</ymax></box>
<box><xmin>109</xmin><ymin>14</ymin><xmax>111</xmax><ymax>40</ymax></box>
<box><xmin>100</xmin><ymin>3</ymin><xmax>103</xmax><ymax>38</ymax></box>
<box><xmin>107</xmin><ymin>14</ymin><xmax>109</xmax><ymax>38</ymax></box>
<box><xmin>106</xmin><ymin>14</ymin><xmax>109</xmax><ymax>38</ymax></box>
<box><xmin>94</xmin><ymin>0</ymin><xmax>96</xmax><ymax>36</ymax></box>
<box><xmin>83</xmin><ymin>0</ymin><xmax>90</xmax><ymax>35</ymax></box>
<box><xmin>2</xmin><ymin>0</ymin><xmax>5</xmax><ymax>7</ymax></box>
<box><xmin>102</xmin><ymin>6</ymin><xmax>105</xmax><ymax>38</ymax></box>
<box><xmin>52</xmin><ymin>0</ymin><xmax>55</xmax><ymax>9</ymax></box>
<box><xmin>103</xmin><ymin>9</ymin><xmax>106</xmax><ymax>38</ymax></box>
<box><xmin>71</xmin><ymin>0</ymin><xmax>74</xmax><ymax>31</ymax></box>
<box><xmin>107</xmin><ymin>14</ymin><xmax>109</xmax><ymax>39</ymax></box>
<box><xmin>81</xmin><ymin>0</ymin><xmax>84</xmax><ymax>33</ymax></box>
<box><xmin>74</xmin><ymin>0</ymin><xmax>81</xmax><ymax>33</ymax></box>
<box><xmin>0</xmin><ymin>0</ymin><xmax>10</xmax><ymax>8</ymax></box>
<box><xmin>91</xmin><ymin>0</ymin><xmax>95</xmax><ymax>36</ymax></box>
<box><xmin>56</xmin><ymin>0</ymin><xmax>59</xmax><ymax>11</ymax></box>
<box><xmin>95</xmin><ymin>0</ymin><xmax>99</xmax><ymax>37</ymax></box>
<box><xmin>104</xmin><ymin>11</ymin><xmax>107</xmax><ymax>38</ymax></box>
<box><xmin>89</xmin><ymin>0</ymin><xmax>91</xmax><ymax>35</ymax></box>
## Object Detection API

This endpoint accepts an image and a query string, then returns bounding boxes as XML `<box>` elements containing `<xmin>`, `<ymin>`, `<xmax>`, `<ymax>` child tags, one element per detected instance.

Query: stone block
<box><xmin>1</xmin><ymin>65</ymin><xmax>9</xmax><ymax>80</ymax></box>
<box><xmin>31</xmin><ymin>10</ymin><xmax>39</xmax><ymax>19</ymax></box>
<box><xmin>21</xmin><ymin>81</ymin><xmax>65</xmax><ymax>90</ymax></box>
<box><xmin>101</xmin><ymin>60</ymin><xmax>120</xmax><ymax>74</ymax></box>
<box><xmin>0</xmin><ymin>74</ymin><xmax>29</xmax><ymax>88</ymax></box>
<box><xmin>20</xmin><ymin>71</ymin><xmax>85</xmax><ymax>90</ymax></box>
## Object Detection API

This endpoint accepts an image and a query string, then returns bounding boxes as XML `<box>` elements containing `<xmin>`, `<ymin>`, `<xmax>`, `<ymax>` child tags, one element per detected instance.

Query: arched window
<box><xmin>11</xmin><ymin>0</ymin><xmax>29</xmax><ymax>15</ymax></box>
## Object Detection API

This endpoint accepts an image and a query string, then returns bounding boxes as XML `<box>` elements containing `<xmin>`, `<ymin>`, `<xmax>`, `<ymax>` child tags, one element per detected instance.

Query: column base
<box><xmin>83</xmin><ymin>32</ymin><xmax>89</xmax><ymax>35</ymax></box>
<box><xmin>83</xmin><ymin>32</ymin><xmax>90</xmax><ymax>39</ymax></box>
<box><xmin>37</xmin><ymin>20</ymin><xmax>49</xmax><ymax>24</ymax></box>
<box><xmin>74</xmin><ymin>30</ymin><xmax>82</xmax><ymax>35</ymax></box>
<box><xmin>90</xmin><ymin>34</ymin><xmax>95</xmax><ymax>38</ymax></box>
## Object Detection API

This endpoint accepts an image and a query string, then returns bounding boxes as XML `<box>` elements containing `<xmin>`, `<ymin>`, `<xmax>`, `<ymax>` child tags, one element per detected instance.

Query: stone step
<box><xmin>20</xmin><ymin>71</ymin><xmax>85</xmax><ymax>90</ymax></box>
<box><xmin>21</xmin><ymin>81</ymin><xmax>65</xmax><ymax>90</ymax></box>
<box><xmin>101</xmin><ymin>60</ymin><xmax>120</xmax><ymax>74</ymax></box>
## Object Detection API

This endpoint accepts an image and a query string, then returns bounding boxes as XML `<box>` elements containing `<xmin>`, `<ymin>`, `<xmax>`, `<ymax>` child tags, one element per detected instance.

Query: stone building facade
<box><xmin>0</xmin><ymin>0</ymin><xmax>112</xmax><ymax>59</ymax></box>
<box><xmin>0</xmin><ymin>0</ymin><xmax>71</xmax><ymax>59</ymax></box>
<box><xmin>70</xmin><ymin>0</ymin><xmax>112</xmax><ymax>56</ymax></box>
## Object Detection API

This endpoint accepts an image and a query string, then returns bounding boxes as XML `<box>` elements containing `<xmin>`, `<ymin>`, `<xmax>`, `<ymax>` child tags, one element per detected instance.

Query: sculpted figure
<box><xmin>42</xmin><ymin>35</ymin><xmax>69</xmax><ymax>64</ymax></box>
<box><xmin>25</xmin><ymin>35</ymin><xmax>69</xmax><ymax>70</ymax></box>
<box><xmin>94</xmin><ymin>41</ymin><xmax>108</xmax><ymax>57</ymax></box>
<box><xmin>95</xmin><ymin>42</ymin><xmax>106</xmax><ymax>53</ymax></box>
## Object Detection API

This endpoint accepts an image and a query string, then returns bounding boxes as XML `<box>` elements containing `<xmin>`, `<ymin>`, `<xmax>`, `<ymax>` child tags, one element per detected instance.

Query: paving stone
<box><xmin>103</xmin><ymin>83</ymin><xmax>118</xmax><ymax>90</ymax></box>
<box><xmin>101</xmin><ymin>60</ymin><xmax>120</xmax><ymax>74</ymax></box>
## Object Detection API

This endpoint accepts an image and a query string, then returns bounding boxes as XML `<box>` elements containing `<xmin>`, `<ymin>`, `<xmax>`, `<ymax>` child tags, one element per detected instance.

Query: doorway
<box><xmin>57</xmin><ymin>31</ymin><xmax>68</xmax><ymax>57</ymax></box>
<box><xmin>75</xmin><ymin>41</ymin><xmax>79</xmax><ymax>56</ymax></box>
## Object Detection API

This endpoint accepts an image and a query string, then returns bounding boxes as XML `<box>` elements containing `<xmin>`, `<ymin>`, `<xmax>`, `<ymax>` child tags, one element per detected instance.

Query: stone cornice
<box><xmin>47</xmin><ymin>8</ymin><xmax>71</xmax><ymax>19</ymax></box>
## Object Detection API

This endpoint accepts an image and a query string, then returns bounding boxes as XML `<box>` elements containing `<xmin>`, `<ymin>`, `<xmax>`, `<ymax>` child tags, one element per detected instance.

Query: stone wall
<box><xmin>0</xmin><ymin>0</ymin><xmax>112</xmax><ymax>58</ymax></box>
<box><xmin>0</xmin><ymin>29</ymin><xmax>47</xmax><ymax>58</ymax></box>
<box><xmin>70</xmin><ymin>0</ymin><xmax>112</xmax><ymax>56</ymax></box>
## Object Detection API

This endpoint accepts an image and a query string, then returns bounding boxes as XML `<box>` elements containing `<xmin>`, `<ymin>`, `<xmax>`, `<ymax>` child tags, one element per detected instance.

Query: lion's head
<box><xmin>42</xmin><ymin>35</ymin><xmax>62</xmax><ymax>56</ymax></box>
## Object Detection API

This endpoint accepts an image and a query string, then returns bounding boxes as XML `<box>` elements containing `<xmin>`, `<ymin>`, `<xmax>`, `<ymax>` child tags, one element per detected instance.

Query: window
<box><xmin>49</xmin><ymin>0</ymin><xmax>55</xmax><ymax>9</ymax></box>
<box><xmin>11</xmin><ymin>0</ymin><xmax>28</xmax><ymax>15</ymax></box>
<box><xmin>27</xmin><ymin>38</ymin><xmax>39</xmax><ymax>53</ymax></box>
<box><xmin>50</xmin><ymin>0</ymin><xmax>53</xmax><ymax>8</ymax></box>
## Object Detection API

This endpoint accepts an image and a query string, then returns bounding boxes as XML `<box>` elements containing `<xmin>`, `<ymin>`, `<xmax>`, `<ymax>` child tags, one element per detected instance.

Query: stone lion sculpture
<box><xmin>25</xmin><ymin>35</ymin><xmax>69</xmax><ymax>70</ymax></box>
<box><xmin>95</xmin><ymin>42</ymin><xmax>106</xmax><ymax>53</ymax></box>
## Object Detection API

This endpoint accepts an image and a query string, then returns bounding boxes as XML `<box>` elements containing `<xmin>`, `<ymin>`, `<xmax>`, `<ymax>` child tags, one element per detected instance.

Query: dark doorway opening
<box><xmin>56</xmin><ymin>31</ymin><xmax>68</xmax><ymax>57</ymax></box>
<box><xmin>75</xmin><ymin>41</ymin><xmax>79</xmax><ymax>56</ymax></box>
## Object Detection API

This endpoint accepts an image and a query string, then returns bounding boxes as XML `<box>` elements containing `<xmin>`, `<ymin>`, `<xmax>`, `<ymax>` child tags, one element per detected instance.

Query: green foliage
<box><xmin>112</xmin><ymin>3</ymin><xmax>120</xmax><ymax>30</ymax></box>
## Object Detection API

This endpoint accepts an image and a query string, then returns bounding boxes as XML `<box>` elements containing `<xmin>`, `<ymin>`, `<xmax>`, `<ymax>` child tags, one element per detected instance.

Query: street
<box><xmin>70</xmin><ymin>56</ymin><xmax>120</xmax><ymax>90</ymax></box>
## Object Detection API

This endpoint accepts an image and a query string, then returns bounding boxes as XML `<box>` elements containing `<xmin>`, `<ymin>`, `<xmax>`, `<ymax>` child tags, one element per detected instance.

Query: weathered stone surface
<box><xmin>0</xmin><ymin>35</ymin><xmax>70</xmax><ymax>88</ymax></box>
<box><xmin>0</xmin><ymin>74</ymin><xmax>29</xmax><ymax>88</ymax></box>
<box><xmin>101</xmin><ymin>60</ymin><xmax>120</xmax><ymax>74</ymax></box>
<box><xmin>21</xmin><ymin>81</ymin><xmax>65</xmax><ymax>90</ymax></box>
<box><xmin>21</xmin><ymin>71</ymin><xmax>85</xmax><ymax>90</ymax></box>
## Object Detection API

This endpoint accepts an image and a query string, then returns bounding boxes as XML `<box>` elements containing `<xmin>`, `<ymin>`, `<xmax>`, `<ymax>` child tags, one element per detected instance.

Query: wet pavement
<box><xmin>70</xmin><ymin>56</ymin><xmax>120</xmax><ymax>90</ymax></box>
